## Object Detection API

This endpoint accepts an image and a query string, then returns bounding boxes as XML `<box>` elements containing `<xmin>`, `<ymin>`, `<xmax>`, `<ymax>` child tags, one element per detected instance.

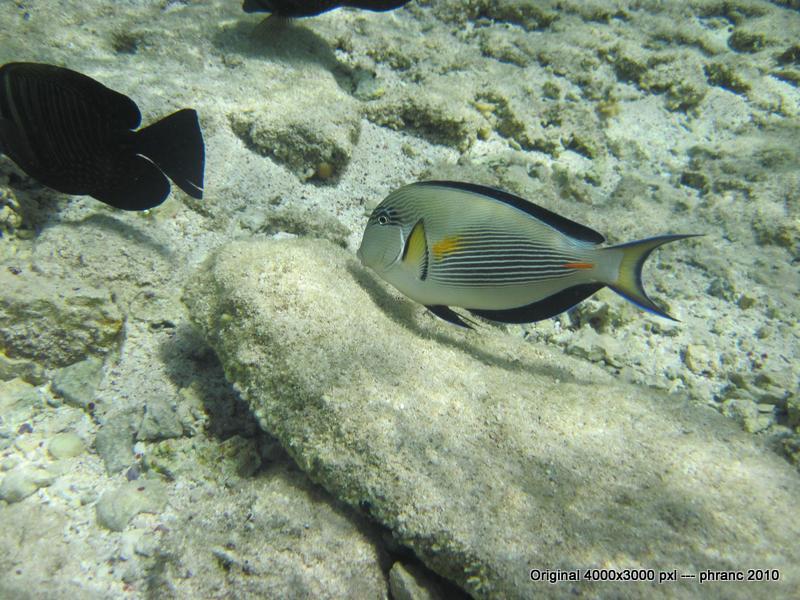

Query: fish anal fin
<box><xmin>469</xmin><ymin>283</ymin><xmax>605</xmax><ymax>324</ymax></box>
<box><xmin>93</xmin><ymin>154</ymin><xmax>170</xmax><ymax>211</ymax></box>
<box><xmin>426</xmin><ymin>305</ymin><xmax>473</xmax><ymax>329</ymax></box>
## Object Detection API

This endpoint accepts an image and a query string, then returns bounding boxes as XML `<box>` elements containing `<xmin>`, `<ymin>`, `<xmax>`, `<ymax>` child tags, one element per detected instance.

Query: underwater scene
<box><xmin>0</xmin><ymin>0</ymin><xmax>799</xmax><ymax>598</ymax></box>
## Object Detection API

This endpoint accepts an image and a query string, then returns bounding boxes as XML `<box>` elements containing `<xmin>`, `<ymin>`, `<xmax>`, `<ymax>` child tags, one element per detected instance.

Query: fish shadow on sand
<box><xmin>347</xmin><ymin>261</ymin><xmax>583</xmax><ymax>385</ymax></box>
<box><xmin>212</xmin><ymin>18</ymin><xmax>357</xmax><ymax>95</ymax></box>
<box><xmin>62</xmin><ymin>213</ymin><xmax>173</xmax><ymax>259</ymax></box>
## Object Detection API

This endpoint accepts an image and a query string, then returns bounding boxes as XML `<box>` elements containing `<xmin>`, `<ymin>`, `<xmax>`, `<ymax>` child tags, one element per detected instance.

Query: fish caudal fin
<box><xmin>135</xmin><ymin>108</ymin><xmax>205</xmax><ymax>200</ymax></box>
<box><xmin>606</xmin><ymin>234</ymin><xmax>701</xmax><ymax>320</ymax></box>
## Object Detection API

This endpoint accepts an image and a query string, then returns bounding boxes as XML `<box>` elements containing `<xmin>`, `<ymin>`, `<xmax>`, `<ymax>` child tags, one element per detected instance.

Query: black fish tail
<box><xmin>135</xmin><ymin>108</ymin><xmax>204</xmax><ymax>199</ymax></box>
<box><xmin>605</xmin><ymin>234</ymin><xmax>702</xmax><ymax>320</ymax></box>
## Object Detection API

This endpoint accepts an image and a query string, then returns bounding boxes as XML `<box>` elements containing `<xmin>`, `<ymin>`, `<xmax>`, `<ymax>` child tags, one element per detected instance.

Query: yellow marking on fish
<box><xmin>562</xmin><ymin>262</ymin><xmax>594</xmax><ymax>270</ymax></box>
<box><xmin>403</xmin><ymin>219</ymin><xmax>427</xmax><ymax>264</ymax></box>
<box><xmin>432</xmin><ymin>236</ymin><xmax>464</xmax><ymax>259</ymax></box>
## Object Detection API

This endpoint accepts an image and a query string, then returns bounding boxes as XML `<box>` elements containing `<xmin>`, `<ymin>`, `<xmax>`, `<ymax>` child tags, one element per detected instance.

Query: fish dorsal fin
<box><xmin>2</xmin><ymin>62</ymin><xmax>141</xmax><ymax>130</ymax></box>
<box><xmin>418</xmin><ymin>180</ymin><xmax>605</xmax><ymax>245</ymax></box>
<box><xmin>402</xmin><ymin>218</ymin><xmax>429</xmax><ymax>280</ymax></box>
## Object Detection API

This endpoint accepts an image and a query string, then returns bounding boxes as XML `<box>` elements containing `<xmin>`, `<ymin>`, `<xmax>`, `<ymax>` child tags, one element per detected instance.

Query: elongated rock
<box><xmin>184</xmin><ymin>238</ymin><xmax>800</xmax><ymax>599</ymax></box>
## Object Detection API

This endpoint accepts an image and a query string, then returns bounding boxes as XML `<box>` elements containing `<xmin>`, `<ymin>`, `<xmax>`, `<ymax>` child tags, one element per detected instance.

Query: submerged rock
<box><xmin>184</xmin><ymin>238</ymin><xmax>800</xmax><ymax>599</ymax></box>
<box><xmin>95</xmin><ymin>479</ymin><xmax>167</xmax><ymax>532</ymax></box>
<box><xmin>0</xmin><ymin>466</ymin><xmax>54</xmax><ymax>503</ymax></box>
<box><xmin>47</xmin><ymin>432</ymin><xmax>85</xmax><ymax>459</ymax></box>
<box><xmin>51</xmin><ymin>357</ymin><xmax>104</xmax><ymax>410</ymax></box>
<box><xmin>229</xmin><ymin>74</ymin><xmax>360</xmax><ymax>183</ymax></box>
<box><xmin>0</xmin><ymin>269</ymin><xmax>122</xmax><ymax>368</ymax></box>
<box><xmin>154</xmin><ymin>461</ymin><xmax>390</xmax><ymax>598</ymax></box>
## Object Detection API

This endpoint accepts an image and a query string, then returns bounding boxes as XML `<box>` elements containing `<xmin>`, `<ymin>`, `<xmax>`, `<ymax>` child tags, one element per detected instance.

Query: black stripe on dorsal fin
<box><xmin>468</xmin><ymin>283</ymin><xmax>605</xmax><ymax>324</ymax></box>
<box><xmin>417</xmin><ymin>180</ymin><xmax>605</xmax><ymax>245</ymax></box>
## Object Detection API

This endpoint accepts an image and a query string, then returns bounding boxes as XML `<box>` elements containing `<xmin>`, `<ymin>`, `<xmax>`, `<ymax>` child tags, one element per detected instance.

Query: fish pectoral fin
<box><xmin>469</xmin><ymin>283</ymin><xmax>605</xmax><ymax>324</ymax></box>
<box><xmin>402</xmin><ymin>218</ymin><xmax>429</xmax><ymax>280</ymax></box>
<box><xmin>426</xmin><ymin>305</ymin><xmax>474</xmax><ymax>329</ymax></box>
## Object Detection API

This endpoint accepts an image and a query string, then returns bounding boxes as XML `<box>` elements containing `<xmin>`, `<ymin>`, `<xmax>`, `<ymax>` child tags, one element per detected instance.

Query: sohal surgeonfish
<box><xmin>358</xmin><ymin>181</ymin><xmax>699</xmax><ymax>328</ymax></box>
<box><xmin>242</xmin><ymin>0</ymin><xmax>410</xmax><ymax>18</ymax></box>
<box><xmin>0</xmin><ymin>62</ymin><xmax>204</xmax><ymax>211</ymax></box>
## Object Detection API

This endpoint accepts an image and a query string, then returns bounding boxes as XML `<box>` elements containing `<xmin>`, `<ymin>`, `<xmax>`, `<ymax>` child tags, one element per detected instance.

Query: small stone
<box><xmin>95</xmin><ymin>414</ymin><xmax>136</xmax><ymax>475</ymax></box>
<box><xmin>721</xmin><ymin>398</ymin><xmax>771</xmax><ymax>433</ymax></box>
<box><xmin>48</xmin><ymin>432</ymin><xmax>85</xmax><ymax>459</ymax></box>
<box><xmin>567</xmin><ymin>328</ymin><xmax>623</xmax><ymax>367</ymax></box>
<box><xmin>315</xmin><ymin>162</ymin><xmax>334</xmax><ymax>180</ymax></box>
<box><xmin>14</xmin><ymin>435</ymin><xmax>40</xmax><ymax>454</ymax></box>
<box><xmin>0</xmin><ymin>466</ymin><xmax>55</xmax><ymax>503</ymax></box>
<box><xmin>738</xmin><ymin>294</ymin><xmax>756</xmax><ymax>309</ymax></box>
<box><xmin>0</xmin><ymin>352</ymin><xmax>45</xmax><ymax>384</ymax></box>
<box><xmin>683</xmin><ymin>344</ymin><xmax>718</xmax><ymax>375</ymax></box>
<box><xmin>1</xmin><ymin>455</ymin><xmax>21</xmax><ymax>471</ymax></box>
<box><xmin>95</xmin><ymin>479</ymin><xmax>168</xmax><ymax>532</ymax></box>
<box><xmin>706</xmin><ymin>276</ymin><xmax>735</xmax><ymax>301</ymax></box>
<box><xmin>51</xmin><ymin>357</ymin><xmax>104</xmax><ymax>410</ymax></box>
<box><xmin>0</xmin><ymin>378</ymin><xmax>41</xmax><ymax>426</ymax></box>
<box><xmin>137</xmin><ymin>397</ymin><xmax>184</xmax><ymax>442</ymax></box>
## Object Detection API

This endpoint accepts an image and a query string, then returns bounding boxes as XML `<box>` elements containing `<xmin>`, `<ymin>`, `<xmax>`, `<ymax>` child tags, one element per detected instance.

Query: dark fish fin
<box><xmin>469</xmin><ymin>283</ymin><xmax>605</xmax><ymax>324</ymax></box>
<box><xmin>343</xmin><ymin>1</ymin><xmax>410</xmax><ymax>10</ymax></box>
<box><xmin>242</xmin><ymin>0</ymin><xmax>269</xmax><ymax>13</ymax></box>
<box><xmin>93</xmin><ymin>154</ymin><xmax>170</xmax><ymax>211</ymax></box>
<box><xmin>426</xmin><ymin>305</ymin><xmax>474</xmax><ymax>329</ymax></box>
<box><xmin>3</xmin><ymin>62</ymin><xmax>142</xmax><ymax>129</ymax></box>
<box><xmin>606</xmin><ymin>234</ymin><xmax>702</xmax><ymax>321</ymax></box>
<box><xmin>418</xmin><ymin>180</ymin><xmax>605</xmax><ymax>244</ymax></box>
<box><xmin>135</xmin><ymin>109</ymin><xmax>204</xmax><ymax>199</ymax></box>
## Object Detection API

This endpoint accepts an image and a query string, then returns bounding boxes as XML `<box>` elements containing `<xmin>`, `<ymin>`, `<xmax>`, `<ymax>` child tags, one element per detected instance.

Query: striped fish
<box><xmin>357</xmin><ymin>181</ymin><xmax>699</xmax><ymax>328</ymax></box>
<box><xmin>0</xmin><ymin>62</ymin><xmax>204</xmax><ymax>210</ymax></box>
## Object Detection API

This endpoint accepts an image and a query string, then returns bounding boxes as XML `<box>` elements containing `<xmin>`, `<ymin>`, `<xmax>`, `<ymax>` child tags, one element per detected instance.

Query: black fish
<box><xmin>242</xmin><ymin>0</ymin><xmax>410</xmax><ymax>18</ymax></box>
<box><xmin>0</xmin><ymin>62</ymin><xmax>204</xmax><ymax>211</ymax></box>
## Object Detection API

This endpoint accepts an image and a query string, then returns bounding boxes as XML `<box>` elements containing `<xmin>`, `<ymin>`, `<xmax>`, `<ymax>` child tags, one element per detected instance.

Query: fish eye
<box><xmin>377</xmin><ymin>215</ymin><xmax>389</xmax><ymax>225</ymax></box>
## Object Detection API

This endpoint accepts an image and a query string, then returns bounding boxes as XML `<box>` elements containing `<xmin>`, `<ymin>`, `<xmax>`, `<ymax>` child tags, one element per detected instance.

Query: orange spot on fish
<box><xmin>432</xmin><ymin>236</ymin><xmax>463</xmax><ymax>259</ymax></box>
<box><xmin>562</xmin><ymin>262</ymin><xmax>594</xmax><ymax>270</ymax></box>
